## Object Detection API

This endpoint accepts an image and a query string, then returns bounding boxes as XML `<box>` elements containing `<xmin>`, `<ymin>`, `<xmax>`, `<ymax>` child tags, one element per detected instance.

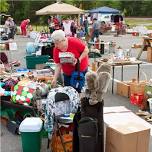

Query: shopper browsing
<box><xmin>51</xmin><ymin>30</ymin><xmax>89</xmax><ymax>92</ymax></box>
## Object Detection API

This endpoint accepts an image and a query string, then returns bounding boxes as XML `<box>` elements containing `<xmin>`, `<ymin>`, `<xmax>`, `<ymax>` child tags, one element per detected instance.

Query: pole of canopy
<box><xmin>78</xmin><ymin>14</ymin><xmax>80</xmax><ymax>26</ymax></box>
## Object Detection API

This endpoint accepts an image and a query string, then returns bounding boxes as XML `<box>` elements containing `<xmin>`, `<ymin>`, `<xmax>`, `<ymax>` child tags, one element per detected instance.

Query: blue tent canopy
<box><xmin>88</xmin><ymin>6</ymin><xmax>120</xmax><ymax>14</ymax></box>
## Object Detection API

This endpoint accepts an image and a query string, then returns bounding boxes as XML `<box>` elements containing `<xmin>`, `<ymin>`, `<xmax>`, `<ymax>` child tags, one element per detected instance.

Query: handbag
<box><xmin>70</xmin><ymin>59</ymin><xmax>85</xmax><ymax>92</ymax></box>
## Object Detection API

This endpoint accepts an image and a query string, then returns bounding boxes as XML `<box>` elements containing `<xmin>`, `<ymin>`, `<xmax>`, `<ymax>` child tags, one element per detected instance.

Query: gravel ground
<box><xmin>1</xmin><ymin>33</ymin><xmax>152</xmax><ymax>152</ymax></box>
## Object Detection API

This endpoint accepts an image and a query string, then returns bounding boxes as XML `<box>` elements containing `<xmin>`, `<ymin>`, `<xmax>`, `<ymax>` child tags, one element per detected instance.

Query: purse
<box><xmin>70</xmin><ymin>59</ymin><xmax>85</xmax><ymax>92</ymax></box>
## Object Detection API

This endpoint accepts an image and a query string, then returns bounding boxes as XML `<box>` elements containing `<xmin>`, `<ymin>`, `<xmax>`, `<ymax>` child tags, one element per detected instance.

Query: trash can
<box><xmin>19</xmin><ymin>117</ymin><xmax>43</xmax><ymax>152</ymax></box>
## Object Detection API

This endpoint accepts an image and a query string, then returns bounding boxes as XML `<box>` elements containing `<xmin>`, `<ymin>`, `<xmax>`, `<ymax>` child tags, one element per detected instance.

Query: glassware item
<box><xmin>109</xmin><ymin>41</ymin><xmax>116</xmax><ymax>54</ymax></box>
<box><xmin>92</xmin><ymin>62</ymin><xmax>97</xmax><ymax>71</ymax></box>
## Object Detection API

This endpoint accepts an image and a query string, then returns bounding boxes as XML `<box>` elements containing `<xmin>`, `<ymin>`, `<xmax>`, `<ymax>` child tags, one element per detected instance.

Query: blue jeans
<box><xmin>63</xmin><ymin>69</ymin><xmax>88</xmax><ymax>92</ymax></box>
<box><xmin>91</xmin><ymin>29</ymin><xmax>99</xmax><ymax>41</ymax></box>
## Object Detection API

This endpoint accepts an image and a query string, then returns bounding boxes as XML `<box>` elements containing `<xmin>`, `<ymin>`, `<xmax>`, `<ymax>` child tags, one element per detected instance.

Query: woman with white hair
<box><xmin>51</xmin><ymin>30</ymin><xmax>89</xmax><ymax>92</ymax></box>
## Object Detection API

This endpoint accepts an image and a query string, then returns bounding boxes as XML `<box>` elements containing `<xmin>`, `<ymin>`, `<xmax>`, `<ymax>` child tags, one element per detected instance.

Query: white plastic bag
<box><xmin>9</xmin><ymin>42</ymin><xmax>17</xmax><ymax>51</ymax></box>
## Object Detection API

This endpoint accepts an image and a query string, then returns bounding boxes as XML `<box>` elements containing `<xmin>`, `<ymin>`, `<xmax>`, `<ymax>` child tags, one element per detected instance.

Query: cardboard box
<box><xmin>36</xmin><ymin>64</ymin><xmax>45</xmax><ymax>70</ymax></box>
<box><xmin>104</xmin><ymin>106</ymin><xmax>152</xmax><ymax>152</ymax></box>
<box><xmin>117</xmin><ymin>81</ymin><xmax>131</xmax><ymax>97</ymax></box>
<box><xmin>130</xmin><ymin>81</ymin><xmax>146</xmax><ymax>94</ymax></box>
<box><xmin>147</xmin><ymin>47</ymin><xmax>152</xmax><ymax>62</ymax></box>
<box><xmin>106</xmin><ymin>123</ymin><xmax>150</xmax><ymax>152</ymax></box>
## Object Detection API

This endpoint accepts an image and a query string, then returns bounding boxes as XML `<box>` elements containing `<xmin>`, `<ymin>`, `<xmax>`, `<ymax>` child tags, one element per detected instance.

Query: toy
<box><xmin>0</xmin><ymin>82</ymin><xmax>12</xmax><ymax>96</ymax></box>
<box><xmin>84</xmin><ymin>63</ymin><xmax>111</xmax><ymax>105</ymax></box>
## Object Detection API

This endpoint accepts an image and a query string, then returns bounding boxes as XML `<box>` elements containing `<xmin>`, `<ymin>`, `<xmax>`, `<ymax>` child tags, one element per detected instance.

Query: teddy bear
<box><xmin>84</xmin><ymin>63</ymin><xmax>111</xmax><ymax>105</ymax></box>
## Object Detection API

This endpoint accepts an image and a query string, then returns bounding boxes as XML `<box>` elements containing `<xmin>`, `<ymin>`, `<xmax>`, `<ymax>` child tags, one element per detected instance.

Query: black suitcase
<box><xmin>79</xmin><ymin>97</ymin><xmax>104</xmax><ymax>152</ymax></box>
<box><xmin>78</xmin><ymin>117</ymin><xmax>98</xmax><ymax>152</ymax></box>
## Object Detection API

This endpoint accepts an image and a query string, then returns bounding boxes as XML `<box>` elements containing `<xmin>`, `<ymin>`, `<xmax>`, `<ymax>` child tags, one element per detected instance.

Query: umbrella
<box><xmin>36</xmin><ymin>2</ymin><xmax>84</xmax><ymax>15</ymax></box>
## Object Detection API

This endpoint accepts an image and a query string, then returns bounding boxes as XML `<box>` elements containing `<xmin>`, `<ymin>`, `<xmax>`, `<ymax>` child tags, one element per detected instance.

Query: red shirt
<box><xmin>20</xmin><ymin>20</ymin><xmax>28</xmax><ymax>28</ymax></box>
<box><xmin>53</xmin><ymin>37</ymin><xmax>88</xmax><ymax>76</ymax></box>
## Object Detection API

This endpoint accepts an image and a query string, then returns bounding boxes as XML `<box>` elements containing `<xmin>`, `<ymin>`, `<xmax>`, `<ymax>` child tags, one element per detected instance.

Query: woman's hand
<box><xmin>51</xmin><ymin>78</ymin><xmax>57</xmax><ymax>88</ymax></box>
<box><xmin>72</xmin><ymin>58</ymin><xmax>77</xmax><ymax>66</ymax></box>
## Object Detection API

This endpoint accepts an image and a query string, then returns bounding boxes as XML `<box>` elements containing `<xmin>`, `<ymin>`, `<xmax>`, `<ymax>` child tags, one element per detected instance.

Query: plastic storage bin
<box><xmin>19</xmin><ymin>117</ymin><xmax>43</xmax><ymax>152</ymax></box>
<box><xmin>130</xmin><ymin>93</ymin><xmax>144</xmax><ymax>106</ymax></box>
<box><xmin>25</xmin><ymin>55</ymin><xmax>49</xmax><ymax>69</ymax></box>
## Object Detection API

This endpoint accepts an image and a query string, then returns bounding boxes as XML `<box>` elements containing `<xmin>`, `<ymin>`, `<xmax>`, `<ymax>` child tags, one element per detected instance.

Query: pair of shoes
<box><xmin>145</xmin><ymin>114</ymin><xmax>152</xmax><ymax>122</ymax></box>
<box><xmin>136</xmin><ymin>110</ymin><xmax>150</xmax><ymax>116</ymax></box>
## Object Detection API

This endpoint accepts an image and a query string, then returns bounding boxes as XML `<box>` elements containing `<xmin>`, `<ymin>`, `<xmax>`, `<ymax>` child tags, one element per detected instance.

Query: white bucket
<box><xmin>148</xmin><ymin>98</ymin><xmax>152</xmax><ymax>113</ymax></box>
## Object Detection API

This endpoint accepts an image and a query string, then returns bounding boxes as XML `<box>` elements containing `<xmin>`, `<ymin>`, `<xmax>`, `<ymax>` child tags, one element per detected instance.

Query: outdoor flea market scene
<box><xmin>1</xmin><ymin>0</ymin><xmax>152</xmax><ymax>152</ymax></box>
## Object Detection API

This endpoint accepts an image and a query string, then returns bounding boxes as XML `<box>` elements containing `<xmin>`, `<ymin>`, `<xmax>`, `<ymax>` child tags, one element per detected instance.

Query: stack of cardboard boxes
<box><xmin>117</xmin><ymin>80</ymin><xmax>146</xmax><ymax>98</ymax></box>
<box><xmin>104</xmin><ymin>106</ymin><xmax>152</xmax><ymax>152</ymax></box>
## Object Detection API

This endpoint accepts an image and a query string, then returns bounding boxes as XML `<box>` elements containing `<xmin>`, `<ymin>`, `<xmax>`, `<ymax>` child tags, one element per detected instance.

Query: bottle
<box><xmin>96</xmin><ymin>38</ymin><xmax>99</xmax><ymax>49</ymax></box>
<box><xmin>100</xmin><ymin>41</ymin><xmax>104</xmax><ymax>54</ymax></box>
<box><xmin>109</xmin><ymin>41</ymin><xmax>113</xmax><ymax>54</ymax></box>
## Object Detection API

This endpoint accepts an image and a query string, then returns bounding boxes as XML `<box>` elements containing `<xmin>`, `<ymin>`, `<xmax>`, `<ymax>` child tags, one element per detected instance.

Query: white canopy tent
<box><xmin>36</xmin><ymin>2</ymin><xmax>84</xmax><ymax>15</ymax></box>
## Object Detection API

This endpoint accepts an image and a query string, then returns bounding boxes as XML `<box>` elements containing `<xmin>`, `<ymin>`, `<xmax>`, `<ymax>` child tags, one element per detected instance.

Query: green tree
<box><xmin>0</xmin><ymin>0</ymin><xmax>9</xmax><ymax>13</ymax></box>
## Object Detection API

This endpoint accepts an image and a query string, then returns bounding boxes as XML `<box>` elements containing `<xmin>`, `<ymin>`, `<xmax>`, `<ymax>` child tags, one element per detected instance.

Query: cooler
<box><xmin>19</xmin><ymin>117</ymin><xmax>43</xmax><ymax>152</ymax></box>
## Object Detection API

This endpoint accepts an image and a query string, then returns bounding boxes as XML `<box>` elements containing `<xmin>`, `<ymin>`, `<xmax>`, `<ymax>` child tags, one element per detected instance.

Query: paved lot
<box><xmin>1</xmin><ymin>33</ymin><xmax>152</xmax><ymax>152</ymax></box>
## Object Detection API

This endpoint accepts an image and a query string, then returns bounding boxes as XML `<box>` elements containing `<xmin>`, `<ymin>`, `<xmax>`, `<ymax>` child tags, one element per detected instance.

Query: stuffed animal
<box><xmin>84</xmin><ymin>63</ymin><xmax>111</xmax><ymax>105</ymax></box>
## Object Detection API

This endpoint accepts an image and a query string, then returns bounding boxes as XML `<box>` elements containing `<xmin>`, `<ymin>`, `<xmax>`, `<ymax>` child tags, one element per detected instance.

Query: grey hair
<box><xmin>51</xmin><ymin>30</ymin><xmax>66</xmax><ymax>42</ymax></box>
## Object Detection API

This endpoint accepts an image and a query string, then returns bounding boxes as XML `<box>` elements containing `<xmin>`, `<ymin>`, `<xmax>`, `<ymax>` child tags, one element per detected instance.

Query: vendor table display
<box><xmin>137</xmin><ymin>36</ymin><xmax>152</xmax><ymax>60</ymax></box>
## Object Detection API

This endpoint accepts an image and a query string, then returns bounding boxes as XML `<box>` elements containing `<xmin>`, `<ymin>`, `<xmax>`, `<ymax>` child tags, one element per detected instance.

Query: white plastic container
<box><xmin>19</xmin><ymin>117</ymin><xmax>43</xmax><ymax>152</ymax></box>
<box><xmin>148</xmin><ymin>98</ymin><xmax>152</xmax><ymax>113</ymax></box>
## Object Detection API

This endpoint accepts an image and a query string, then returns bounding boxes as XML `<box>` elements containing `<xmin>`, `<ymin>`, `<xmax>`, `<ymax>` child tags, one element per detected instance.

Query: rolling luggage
<box><xmin>79</xmin><ymin>97</ymin><xmax>104</xmax><ymax>152</ymax></box>
<box><xmin>78</xmin><ymin>117</ymin><xmax>98</xmax><ymax>152</ymax></box>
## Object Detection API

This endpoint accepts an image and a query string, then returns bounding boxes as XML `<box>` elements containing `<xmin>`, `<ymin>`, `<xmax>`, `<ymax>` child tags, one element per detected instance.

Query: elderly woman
<box><xmin>51</xmin><ymin>30</ymin><xmax>89</xmax><ymax>92</ymax></box>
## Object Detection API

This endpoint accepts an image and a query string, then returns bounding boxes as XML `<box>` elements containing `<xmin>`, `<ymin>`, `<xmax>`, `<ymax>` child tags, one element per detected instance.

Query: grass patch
<box><xmin>146</xmin><ymin>25</ymin><xmax>152</xmax><ymax>30</ymax></box>
<box><xmin>32</xmin><ymin>25</ymin><xmax>49</xmax><ymax>32</ymax></box>
<box><xmin>125</xmin><ymin>18</ymin><xmax>152</xmax><ymax>29</ymax></box>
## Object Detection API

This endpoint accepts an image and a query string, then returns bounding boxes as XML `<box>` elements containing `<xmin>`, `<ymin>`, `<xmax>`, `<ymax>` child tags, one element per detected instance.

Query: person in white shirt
<box><xmin>62</xmin><ymin>19</ymin><xmax>72</xmax><ymax>36</ymax></box>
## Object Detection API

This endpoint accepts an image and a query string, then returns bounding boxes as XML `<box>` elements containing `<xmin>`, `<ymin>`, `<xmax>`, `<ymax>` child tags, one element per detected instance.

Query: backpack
<box><xmin>70</xmin><ymin>59</ymin><xmax>85</xmax><ymax>92</ymax></box>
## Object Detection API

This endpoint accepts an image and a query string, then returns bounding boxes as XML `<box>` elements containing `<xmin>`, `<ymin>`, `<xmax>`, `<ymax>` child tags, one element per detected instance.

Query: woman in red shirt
<box><xmin>20</xmin><ymin>19</ymin><xmax>30</xmax><ymax>36</ymax></box>
<box><xmin>51</xmin><ymin>30</ymin><xmax>89</xmax><ymax>92</ymax></box>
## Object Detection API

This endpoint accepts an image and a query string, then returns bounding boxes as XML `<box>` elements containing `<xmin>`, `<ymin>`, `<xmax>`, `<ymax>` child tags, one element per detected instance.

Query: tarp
<box><xmin>88</xmin><ymin>6</ymin><xmax>120</xmax><ymax>14</ymax></box>
<box><xmin>36</xmin><ymin>2</ymin><xmax>84</xmax><ymax>15</ymax></box>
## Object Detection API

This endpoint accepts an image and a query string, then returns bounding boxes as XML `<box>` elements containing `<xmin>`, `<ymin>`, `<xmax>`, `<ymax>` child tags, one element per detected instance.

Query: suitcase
<box><xmin>78</xmin><ymin>117</ymin><xmax>98</xmax><ymax>152</ymax></box>
<box><xmin>79</xmin><ymin>97</ymin><xmax>104</xmax><ymax>152</ymax></box>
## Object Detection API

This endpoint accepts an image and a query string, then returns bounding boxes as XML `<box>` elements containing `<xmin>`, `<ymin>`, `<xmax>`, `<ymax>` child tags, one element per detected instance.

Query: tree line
<box><xmin>1</xmin><ymin>0</ymin><xmax>152</xmax><ymax>25</ymax></box>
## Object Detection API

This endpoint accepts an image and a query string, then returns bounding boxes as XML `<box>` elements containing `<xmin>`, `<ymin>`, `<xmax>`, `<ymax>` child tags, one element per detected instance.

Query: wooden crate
<box><xmin>130</xmin><ymin>81</ymin><xmax>146</xmax><ymax>94</ymax></box>
<box><xmin>117</xmin><ymin>81</ymin><xmax>131</xmax><ymax>98</ymax></box>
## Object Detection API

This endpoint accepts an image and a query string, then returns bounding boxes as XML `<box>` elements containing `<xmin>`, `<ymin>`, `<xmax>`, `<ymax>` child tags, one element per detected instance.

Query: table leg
<box><xmin>136</xmin><ymin>46</ymin><xmax>144</xmax><ymax>60</ymax></box>
<box><xmin>137</xmin><ymin>64</ymin><xmax>140</xmax><ymax>83</ymax></box>
<box><xmin>121</xmin><ymin>65</ymin><xmax>124</xmax><ymax>81</ymax></box>
<box><xmin>112</xmin><ymin>65</ymin><xmax>115</xmax><ymax>94</ymax></box>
